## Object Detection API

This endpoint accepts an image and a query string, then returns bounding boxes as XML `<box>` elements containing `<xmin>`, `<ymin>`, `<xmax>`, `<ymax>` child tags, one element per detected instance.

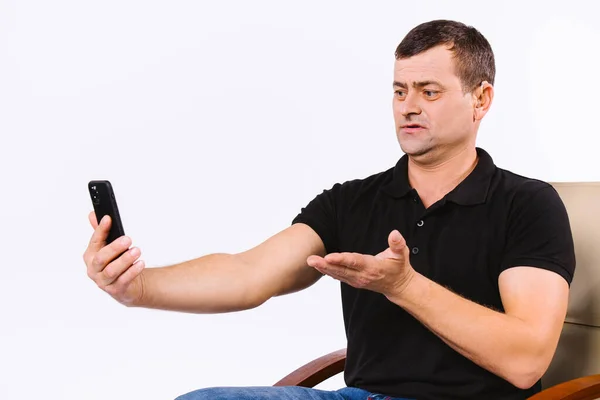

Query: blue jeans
<box><xmin>175</xmin><ymin>386</ymin><xmax>413</xmax><ymax>400</ymax></box>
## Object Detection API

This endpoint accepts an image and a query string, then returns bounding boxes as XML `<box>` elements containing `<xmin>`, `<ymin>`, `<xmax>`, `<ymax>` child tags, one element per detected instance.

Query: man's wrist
<box><xmin>386</xmin><ymin>268</ymin><xmax>422</xmax><ymax>305</ymax></box>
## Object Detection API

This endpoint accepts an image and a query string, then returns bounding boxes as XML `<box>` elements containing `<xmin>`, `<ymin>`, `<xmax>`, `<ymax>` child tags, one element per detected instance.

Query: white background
<box><xmin>1</xmin><ymin>1</ymin><xmax>599</xmax><ymax>399</ymax></box>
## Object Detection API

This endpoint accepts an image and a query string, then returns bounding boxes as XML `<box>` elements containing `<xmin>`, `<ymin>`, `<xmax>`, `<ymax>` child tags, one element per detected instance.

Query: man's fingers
<box><xmin>88</xmin><ymin>211</ymin><xmax>99</xmax><ymax>229</ymax></box>
<box><xmin>306</xmin><ymin>255</ymin><xmax>324</xmax><ymax>268</ymax></box>
<box><xmin>89</xmin><ymin>235</ymin><xmax>132</xmax><ymax>274</ymax></box>
<box><xmin>307</xmin><ymin>255</ymin><xmax>340</xmax><ymax>272</ymax></box>
<box><xmin>308</xmin><ymin>255</ymin><xmax>355</xmax><ymax>281</ymax></box>
<box><xmin>105</xmin><ymin>259</ymin><xmax>145</xmax><ymax>300</ymax></box>
<box><xmin>98</xmin><ymin>246</ymin><xmax>141</xmax><ymax>287</ymax></box>
<box><xmin>324</xmin><ymin>252</ymin><xmax>366</xmax><ymax>270</ymax></box>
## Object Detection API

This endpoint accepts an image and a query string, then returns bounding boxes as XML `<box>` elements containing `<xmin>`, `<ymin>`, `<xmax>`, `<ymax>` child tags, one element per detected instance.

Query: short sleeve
<box><xmin>291</xmin><ymin>183</ymin><xmax>342</xmax><ymax>254</ymax></box>
<box><xmin>500</xmin><ymin>184</ymin><xmax>576</xmax><ymax>285</ymax></box>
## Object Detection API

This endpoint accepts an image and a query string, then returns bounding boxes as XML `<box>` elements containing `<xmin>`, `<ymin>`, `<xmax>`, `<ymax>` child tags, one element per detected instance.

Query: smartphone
<box><xmin>88</xmin><ymin>180</ymin><xmax>126</xmax><ymax>245</ymax></box>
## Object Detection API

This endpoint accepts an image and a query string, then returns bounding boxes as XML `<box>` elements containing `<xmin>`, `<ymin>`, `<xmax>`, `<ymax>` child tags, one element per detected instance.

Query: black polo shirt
<box><xmin>292</xmin><ymin>147</ymin><xmax>575</xmax><ymax>400</ymax></box>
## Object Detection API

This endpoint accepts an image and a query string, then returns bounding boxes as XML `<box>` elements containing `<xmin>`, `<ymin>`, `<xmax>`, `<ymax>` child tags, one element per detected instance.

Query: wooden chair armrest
<box><xmin>272</xmin><ymin>348</ymin><xmax>600</xmax><ymax>399</ymax></box>
<box><xmin>273</xmin><ymin>348</ymin><xmax>347</xmax><ymax>388</ymax></box>
<box><xmin>528</xmin><ymin>375</ymin><xmax>600</xmax><ymax>400</ymax></box>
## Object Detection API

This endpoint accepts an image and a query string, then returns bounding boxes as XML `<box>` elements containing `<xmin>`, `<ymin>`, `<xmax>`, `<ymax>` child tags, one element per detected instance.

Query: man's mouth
<box><xmin>400</xmin><ymin>124</ymin><xmax>426</xmax><ymax>133</ymax></box>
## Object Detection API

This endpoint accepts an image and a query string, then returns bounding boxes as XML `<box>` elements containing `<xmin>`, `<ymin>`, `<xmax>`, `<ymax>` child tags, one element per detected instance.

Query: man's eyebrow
<box><xmin>393</xmin><ymin>80</ymin><xmax>446</xmax><ymax>89</ymax></box>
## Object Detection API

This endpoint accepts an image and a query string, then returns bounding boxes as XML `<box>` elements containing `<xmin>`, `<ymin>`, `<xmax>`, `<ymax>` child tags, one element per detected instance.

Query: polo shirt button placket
<box><xmin>411</xmin><ymin>219</ymin><xmax>424</xmax><ymax>255</ymax></box>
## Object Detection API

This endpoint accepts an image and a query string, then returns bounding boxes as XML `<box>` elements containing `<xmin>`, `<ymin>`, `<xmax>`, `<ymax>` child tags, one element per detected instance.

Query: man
<box><xmin>83</xmin><ymin>19</ymin><xmax>575</xmax><ymax>399</ymax></box>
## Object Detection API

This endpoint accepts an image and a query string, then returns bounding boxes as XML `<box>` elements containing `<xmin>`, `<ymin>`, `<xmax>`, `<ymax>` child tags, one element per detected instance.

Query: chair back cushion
<box><xmin>543</xmin><ymin>183</ymin><xmax>600</xmax><ymax>388</ymax></box>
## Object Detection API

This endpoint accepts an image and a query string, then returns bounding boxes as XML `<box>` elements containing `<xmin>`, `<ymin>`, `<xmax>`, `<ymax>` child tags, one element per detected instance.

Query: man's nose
<box><xmin>399</xmin><ymin>93</ymin><xmax>422</xmax><ymax>117</ymax></box>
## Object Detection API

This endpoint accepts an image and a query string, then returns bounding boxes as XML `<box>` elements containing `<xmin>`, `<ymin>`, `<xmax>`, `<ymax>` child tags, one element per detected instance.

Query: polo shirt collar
<box><xmin>380</xmin><ymin>147</ymin><xmax>496</xmax><ymax>206</ymax></box>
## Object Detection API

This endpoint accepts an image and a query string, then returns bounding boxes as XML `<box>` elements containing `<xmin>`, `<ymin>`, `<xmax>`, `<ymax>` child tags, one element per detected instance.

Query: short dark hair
<box><xmin>395</xmin><ymin>20</ymin><xmax>495</xmax><ymax>92</ymax></box>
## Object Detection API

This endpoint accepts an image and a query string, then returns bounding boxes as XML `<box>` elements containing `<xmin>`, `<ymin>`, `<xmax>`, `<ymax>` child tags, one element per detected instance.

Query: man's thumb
<box><xmin>388</xmin><ymin>230</ymin><xmax>406</xmax><ymax>251</ymax></box>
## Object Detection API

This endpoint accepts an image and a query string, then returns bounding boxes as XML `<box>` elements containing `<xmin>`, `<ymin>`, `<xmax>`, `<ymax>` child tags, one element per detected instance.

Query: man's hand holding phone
<box><xmin>83</xmin><ymin>211</ymin><xmax>146</xmax><ymax>306</ymax></box>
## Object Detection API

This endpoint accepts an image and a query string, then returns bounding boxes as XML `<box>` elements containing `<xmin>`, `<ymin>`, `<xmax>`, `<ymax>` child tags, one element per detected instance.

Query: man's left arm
<box><xmin>386</xmin><ymin>264</ymin><xmax>568</xmax><ymax>390</ymax></box>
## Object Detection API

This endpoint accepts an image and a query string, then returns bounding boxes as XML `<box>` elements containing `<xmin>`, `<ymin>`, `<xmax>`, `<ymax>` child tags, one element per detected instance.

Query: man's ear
<box><xmin>473</xmin><ymin>81</ymin><xmax>494</xmax><ymax>121</ymax></box>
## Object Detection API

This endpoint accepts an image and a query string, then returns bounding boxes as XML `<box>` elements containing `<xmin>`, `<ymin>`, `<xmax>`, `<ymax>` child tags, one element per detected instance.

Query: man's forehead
<box><xmin>393</xmin><ymin>48</ymin><xmax>457</xmax><ymax>83</ymax></box>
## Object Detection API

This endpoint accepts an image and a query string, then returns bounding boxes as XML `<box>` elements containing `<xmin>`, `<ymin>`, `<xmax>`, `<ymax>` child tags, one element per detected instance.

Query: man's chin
<box><xmin>399</xmin><ymin>143</ymin><xmax>432</xmax><ymax>158</ymax></box>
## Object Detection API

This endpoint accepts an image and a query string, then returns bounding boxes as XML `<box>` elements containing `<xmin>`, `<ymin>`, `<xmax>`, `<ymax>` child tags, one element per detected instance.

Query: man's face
<box><xmin>392</xmin><ymin>45</ymin><xmax>479</xmax><ymax>160</ymax></box>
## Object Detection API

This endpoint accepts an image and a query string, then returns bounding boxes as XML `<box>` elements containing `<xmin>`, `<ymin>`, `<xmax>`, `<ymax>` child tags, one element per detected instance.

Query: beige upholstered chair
<box><xmin>274</xmin><ymin>182</ymin><xmax>600</xmax><ymax>399</ymax></box>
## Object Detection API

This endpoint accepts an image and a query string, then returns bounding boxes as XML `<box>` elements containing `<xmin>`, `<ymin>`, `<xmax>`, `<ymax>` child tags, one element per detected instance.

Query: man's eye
<box><xmin>395</xmin><ymin>90</ymin><xmax>406</xmax><ymax>98</ymax></box>
<box><xmin>424</xmin><ymin>90</ymin><xmax>439</xmax><ymax>97</ymax></box>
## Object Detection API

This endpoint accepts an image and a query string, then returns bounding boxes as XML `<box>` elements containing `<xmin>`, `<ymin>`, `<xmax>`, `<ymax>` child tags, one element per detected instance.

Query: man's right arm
<box><xmin>83</xmin><ymin>212</ymin><xmax>325</xmax><ymax>314</ymax></box>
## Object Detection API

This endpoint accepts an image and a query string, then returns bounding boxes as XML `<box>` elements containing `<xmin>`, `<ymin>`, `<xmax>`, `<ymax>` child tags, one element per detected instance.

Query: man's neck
<box><xmin>407</xmin><ymin>146</ymin><xmax>479</xmax><ymax>208</ymax></box>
